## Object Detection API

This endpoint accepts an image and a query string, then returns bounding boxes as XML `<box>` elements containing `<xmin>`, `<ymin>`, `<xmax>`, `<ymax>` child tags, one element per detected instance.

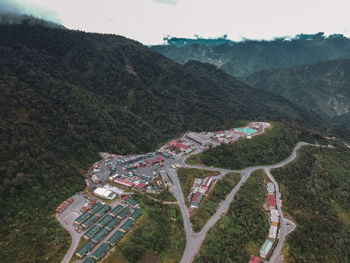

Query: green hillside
<box><xmin>272</xmin><ymin>145</ymin><xmax>350</xmax><ymax>262</ymax></box>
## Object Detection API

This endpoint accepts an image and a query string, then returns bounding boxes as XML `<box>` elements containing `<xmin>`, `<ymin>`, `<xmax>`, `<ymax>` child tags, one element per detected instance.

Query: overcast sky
<box><xmin>1</xmin><ymin>0</ymin><xmax>350</xmax><ymax>44</ymax></box>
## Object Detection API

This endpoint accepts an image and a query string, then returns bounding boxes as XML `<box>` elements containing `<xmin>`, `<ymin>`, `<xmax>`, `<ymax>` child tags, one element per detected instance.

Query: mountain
<box><xmin>0</xmin><ymin>22</ymin><xmax>326</xmax><ymax>262</ymax></box>
<box><xmin>151</xmin><ymin>33</ymin><xmax>350</xmax><ymax>77</ymax></box>
<box><xmin>244</xmin><ymin>59</ymin><xmax>350</xmax><ymax>127</ymax></box>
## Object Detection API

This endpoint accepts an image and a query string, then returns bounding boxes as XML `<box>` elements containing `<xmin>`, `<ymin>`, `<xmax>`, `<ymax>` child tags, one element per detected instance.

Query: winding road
<box><xmin>170</xmin><ymin>141</ymin><xmax>323</xmax><ymax>263</ymax></box>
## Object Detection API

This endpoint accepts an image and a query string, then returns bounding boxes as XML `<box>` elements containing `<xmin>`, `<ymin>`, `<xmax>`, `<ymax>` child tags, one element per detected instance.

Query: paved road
<box><xmin>171</xmin><ymin>142</ymin><xmax>315</xmax><ymax>263</ymax></box>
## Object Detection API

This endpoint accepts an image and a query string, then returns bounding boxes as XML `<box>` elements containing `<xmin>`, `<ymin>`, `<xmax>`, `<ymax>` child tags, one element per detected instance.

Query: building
<box><xmin>107</xmin><ymin>230</ymin><xmax>124</xmax><ymax>246</ymax></box>
<box><xmin>119</xmin><ymin>219</ymin><xmax>135</xmax><ymax>233</ymax></box>
<box><xmin>144</xmin><ymin>157</ymin><xmax>164</xmax><ymax>166</ymax></box>
<box><xmin>114</xmin><ymin>178</ymin><xmax>135</xmax><ymax>188</ymax></box>
<box><xmin>91</xmin><ymin>228</ymin><xmax>109</xmax><ymax>243</ymax></box>
<box><xmin>109</xmin><ymin>204</ymin><xmax>124</xmax><ymax>217</ymax></box>
<box><xmin>170</xmin><ymin>141</ymin><xmax>189</xmax><ymax>151</ymax></box>
<box><xmin>249</xmin><ymin>255</ymin><xmax>261</xmax><ymax>263</ymax></box>
<box><xmin>134</xmin><ymin>182</ymin><xmax>147</xmax><ymax>191</ymax></box>
<box><xmin>94</xmin><ymin>187</ymin><xmax>117</xmax><ymax>200</ymax></box>
<box><xmin>186</xmin><ymin>133</ymin><xmax>213</xmax><ymax>147</ymax></box>
<box><xmin>104</xmin><ymin>217</ymin><xmax>121</xmax><ymax>231</ymax></box>
<box><xmin>122</xmin><ymin>196</ymin><xmax>139</xmax><ymax>208</ymax></box>
<box><xmin>76</xmin><ymin>240</ymin><xmax>95</xmax><ymax>258</ymax></box>
<box><xmin>266</xmin><ymin>182</ymin><xmax>275</xmax><ymax>194</ymax></box>
<box><xmin>270</xmin><ymin>209</ymin><xmax>279</xmax><ymax>224</ymax></box>
<box><xmin>91</xmin><ymin>243</ymin><xmax>110</xmax><ymax>261</ymax></box>
<box><xmin>82</xmin><ymin>215</ymin><xmax>98</xmax><ymax>229</ymax></box>
<box><xmin>74</xmin><ymin>211</ymin><xmax>91</xmax><ymax>225</ymax></box>
<box><xmin>268</xmin><ymin>225</ymin><xmax>278</xmax><ymax>239</ymax></box>
<box><xmin>267</xmin><ymin>194</ymin><xmax>276</xmax><ymax>209</ymax></box>
<box><xmin>89</xmin><ymin>202</ymin><xmax>103</xmax><ymax>214</ymax></box>
<box><xmin>83</xmin><ymin>225</ymin><xmax>101</xmax><ymax>239</ymax></box>
<box><xmin>82</xmin><ymin>257</ymin><xmax>94</xmax><ymax>263</ymax></box>
<box><xmin>117</xmin><ymin>207</ymin><xmax>131</xmax><ymax>219</ymax></box>
<box><xmin>96</xmin><ymin>214</ymin><xmax>113</xmax><ymax>227</ymax></box>
<box><xmin>129</xmin><ymin>208</ymin><xmax>142</xmax><ymax>221</ymax></box>
<box><xmin>259</xmin><ymin>239</ymin><xmax>273</xmax><ymax>259</ymax></box>
<box><xmin>190</xmin><ymin>192</ymin><xmax>203</xmax><ymax>209</ymax></box>
<box><xmin>95</xmin><ymin>204</ymin><xmax>111</xmax><ymax>217</ymax></box>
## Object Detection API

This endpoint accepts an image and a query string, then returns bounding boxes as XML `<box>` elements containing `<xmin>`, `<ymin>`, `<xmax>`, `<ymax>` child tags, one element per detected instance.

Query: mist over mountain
<box><xmin>244</xmin><ymin>59</ymin><xmax>350</xmax><ymax>128</ymax></box>
<box><xmin>152</xmin><ymin>33</ymin><xmax>350</xmax><ymax>77</ymax></box>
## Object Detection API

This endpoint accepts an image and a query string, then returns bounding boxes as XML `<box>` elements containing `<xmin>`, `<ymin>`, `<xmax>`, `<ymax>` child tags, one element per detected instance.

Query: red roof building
<box><xmin>267</xmin><ymin>194</ymin><xmax>276</xmax><ymax>208</ymax></box>
<box><xmin>135</xmin><ymin>183</ymin><xmax>147</xmax><ymax>191</ymax></box>
<box><xmin>191</xmin><ymin>192</ymin><xmax>200</xmax><ymax>202</ymax></box>
<box><xmin>145</xmin><ymin>157</ymin><xmax>164</xmax><ymax>166</ymax></box>
<box><xmin>114</xmin><ymin>178</ymin><xmax>135</xmax><ymax>188</ymax></box>
<box><xmin>249</xmin><ymin>255</ymin><xmax>261</xmax><ymax>263</ymax></box>
<box><xmin>170</xmin><ymin>141</ymin><xmax>189</xmax><ymax>150</ymax></box>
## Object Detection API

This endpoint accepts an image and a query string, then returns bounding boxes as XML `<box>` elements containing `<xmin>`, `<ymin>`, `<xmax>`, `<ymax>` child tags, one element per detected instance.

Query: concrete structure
<box><xmin>76</xmin><ymin>240</ymin><xmax>95</xmax><ymax>258</ymax></box>
<box><xmin>91</xmin><ymin>243</ymin><xmax>110</xmax><ymax>261</ymax></box>
<box><xmin>83</xmin><ymin>225</ymin><xmax>101</xmax><ymax>239</ymax></box>
<box><xmin>186</xmin><ymin>132</ymin><xmax>213</xmax><ymax>147</ymax></box>
<box><xmin>93</xmin><ymin>187</ymin><xmax>117</xmax><ymax>200</ymax></box>
<box><xmin>260</xmin><ymin>239</ymin><xmax>273</xmax><ymax>259</ymax></box>
<box><xmin>107</xmin><ymin>230</ymin><xmax>124</xmax><ymax>245</ymax></box>
<box><xmin>269</xmin><ymin>225</ymin><xmax>278</xmax><ymax>239</ymax></box>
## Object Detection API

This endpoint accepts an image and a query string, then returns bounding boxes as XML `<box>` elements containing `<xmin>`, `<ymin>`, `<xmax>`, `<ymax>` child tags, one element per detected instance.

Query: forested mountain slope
<box><xmin>0</xmin><ymin>23</ymin><xmax>325</xmax><ymax>262</ymax></box>
<box><xmin>244</xmin><ymin>59</ymin><xmax>350</xmax><ymax>127</ymax></box>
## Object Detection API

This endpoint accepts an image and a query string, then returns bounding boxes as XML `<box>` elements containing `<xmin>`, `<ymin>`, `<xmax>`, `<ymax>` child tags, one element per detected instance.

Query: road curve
<box><xmin>174</xmin><ymin>142</ymin><xmax>315</xmax><ymax>263</ymax></box>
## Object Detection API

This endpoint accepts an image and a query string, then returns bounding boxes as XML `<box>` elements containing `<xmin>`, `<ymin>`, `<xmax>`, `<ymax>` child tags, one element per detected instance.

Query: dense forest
<box><xmin>196</xmin><ymin>121</ymin><xmax>327</xmax><ymax>170</ymax></box>
<box><xmin>194</xmin><ymin>170</ymin><xmax>269</xmax><ymax>262</ymax></box>
<box><xmin>272</xmin><ymin>145</ymin><xmax>350</xmax><ymax>262</ymax></box>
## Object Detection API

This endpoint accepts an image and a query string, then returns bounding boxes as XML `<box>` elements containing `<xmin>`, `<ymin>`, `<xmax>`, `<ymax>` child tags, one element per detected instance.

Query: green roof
<box><xmin>74</xmin><ymin>211</ymin><xmax>91</xmax><ymax>224</ymax></box>
<box><xmin>91</xmin><ymin>243</ymin><xmax>110</xmax><ymax>260</ymax></box>
<box><xmin>82</xmin><ymin>257</ymin><xmax>94</xmax><ymax>263</ymax></box>
<box><xmin>119</xmin><ymin>219</ymin><xmax>134</xmax><ymax>233</ymax></box>
<box><xmin>260</xmin><ymin>239</ymin><xmax>273</xmax><ymax>256</ymax></box>
<box><xmin>129</xmin><ymin>208</ymin><xmax>142</xmax><ymax>221</ymax></box>
<box><xmin>109</xmin><ymin>205</ymin><xmax>124</xmax><ymax>216</ymax></box>
<box><xmin>104</xmin><ymin>217</ymin><xmax>121</xmax><ymax>230</ymax></box>
<box><xmin>82</xmin><ymin>215</ymin><xmax>98</xmax><ymax>228</ymax></box>
<box><xmin>76</xmin><ymin>240</ymin><xmax>94</xmax><ymax>257</ymax></box>
<box><xmin>95</xmin><ymin>204</ymin><xmax>110</xmax><ymax>217</ymax></box>
<box><xmin>117</xmin><ymin>207</ymin><xmax>130</xmax><ymax>219</ymax></box>
<box><xmin>89</xmin><ymin>202</ymin><xmax>103</xmax><ymax>214</ymax></box>
<box><xmin>107</xmin><ymin>230</ymin><xmax>124</xmax><ymax>245</ymax></box>
<box><xmin>96</xmin><ymin>214</ymin><xmax>113</xmax><ymax>227</ymax></box>
<box><xmin>126</xmin><ymin>197</ymin><xmax>138</xmax><ymax>207</ymax></box>
<box><xmin>91</xmin><ymin>228</ymin><xmax>109</xmax><ymax>243</ymax></box>
<box><xmin>84</xmin><ymin>225</ymin><xmax>101</xmax><ymax>239</ymax></box>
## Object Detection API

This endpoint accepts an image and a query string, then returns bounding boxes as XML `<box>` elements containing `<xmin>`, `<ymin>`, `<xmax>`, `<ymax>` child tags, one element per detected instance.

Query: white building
<box><xmin>94</xmin><ymin>187</ymin><xmax>117</xmax><ymax>200</ymax></box>
<box><xmin>268</xmin><ymin>225</ymin><xmax>278</xmax><ymax>239</ymax></box>
<box><xmin>270</xmin><ymin>209</ymin><xmax>279</xmax><ymax>223</ymax></box>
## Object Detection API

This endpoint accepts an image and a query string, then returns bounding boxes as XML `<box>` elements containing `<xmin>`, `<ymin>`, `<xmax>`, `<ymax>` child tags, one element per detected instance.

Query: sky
<box><xmin>1</xmin><ymin>0</ymin><xmax>350</xmax><ymax>44</ymax></box>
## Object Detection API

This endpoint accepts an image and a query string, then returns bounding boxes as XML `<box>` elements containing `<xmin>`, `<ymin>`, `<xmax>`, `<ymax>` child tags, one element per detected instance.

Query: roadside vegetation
<box><xmin>195</xmin><ymin>121</ymin><xmax>326</xmax><ymax>169</ymax></box>
<box><xmin>149</xmin><ymin>188</ymin><xmax>176</xmax><ymax>202</ymax></box>
<box><xmin>177</xmin><ymin>168</ymin><xmax>220</xmax><ymax>204</ymax></box>
<box><xmin>272</xmin><ymin>145</ymin><xmax>350</xmax><ymax>262</ymax></box>
<box><xmin>104</xmin><ymin>193</ymin><xmax>185</xmax><ymax>263</ymax></box>
<box><xmin>194</xmin><ymin>170</ymin><xmax>269</xmax><ymax>262</ymax></box>
<box><xmin>190</xmin><ymin>172</ymin><xmax>241</xmax><ymax>232</ymax></box>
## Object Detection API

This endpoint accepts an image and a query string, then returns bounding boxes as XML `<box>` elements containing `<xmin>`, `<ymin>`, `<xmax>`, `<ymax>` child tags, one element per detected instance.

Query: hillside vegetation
<box><xmin>272</xmin><ymin>146</ymin><xmax>350</xmax><ymax>262</ymax></box>
<box><xmin>194</xmin><ymin>170</ymin><xmax>269</xmax><ymax>262</ymax></box>
<box><xmin>245</xmin><ymin>59</ymin><xmax>350</xmax><ymax>126</ymax></box>
<box><xmin>195</xmin><ymin>121</ymin><xmax>326</xmax><ymax>170</ymax></box>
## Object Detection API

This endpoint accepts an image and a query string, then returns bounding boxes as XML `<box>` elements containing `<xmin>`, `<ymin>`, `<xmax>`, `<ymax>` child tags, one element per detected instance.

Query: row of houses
<box><xmin>188</xmin><ymin>176</ymin><xmax>215</xmax><ymax>211</ymax></box>
<box><xmin>55</xmin><ymin>197</ymin><xmax>74</xmax><ymax>214</ymax></box>
<box><xmin>77</xmin><ymin>206</ymin><xmax>143</xmax><ymax>260</ymax></box>
<box><xmin>74</xmin><ymin>202</ymin><xmax>111</xmax><ymax>228</ymax></box>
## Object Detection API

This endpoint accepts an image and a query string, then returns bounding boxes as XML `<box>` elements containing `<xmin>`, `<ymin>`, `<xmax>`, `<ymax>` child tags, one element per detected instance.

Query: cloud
<box><xmin>0</xmin><ymin>0</ymin><xmax>60</xmax><ymax>23</ymax></box>
<box><xmin>151</xmin><ymin>0</ymin><xmax>178</xmax><ymax>5</ymax></box>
